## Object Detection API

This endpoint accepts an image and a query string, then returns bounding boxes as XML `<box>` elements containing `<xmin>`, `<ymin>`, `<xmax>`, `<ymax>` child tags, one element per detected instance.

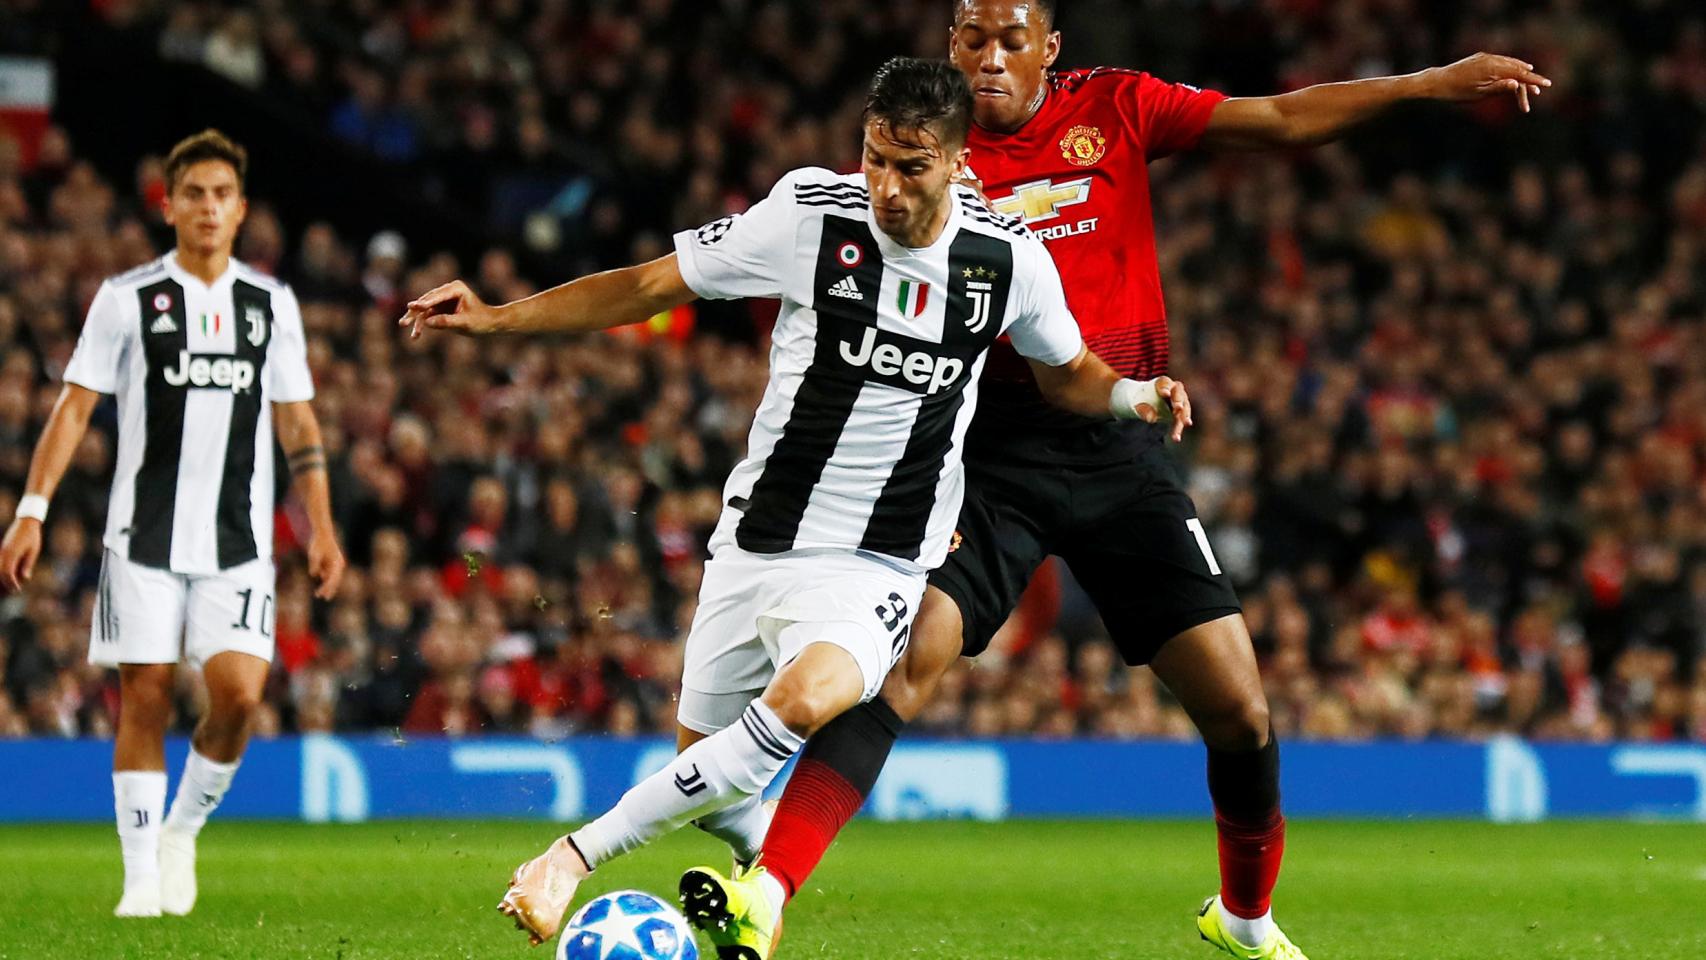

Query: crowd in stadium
<box><xmin>1</xmin><ymin>0</ymin><xmax>1705</xmax><ymax>744</ymax></box>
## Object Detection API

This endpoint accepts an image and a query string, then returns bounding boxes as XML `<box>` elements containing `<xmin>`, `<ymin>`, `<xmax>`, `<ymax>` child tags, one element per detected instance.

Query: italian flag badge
<box><xmin>896</xmin><ymin>279</ymin><xmax>930</xmax><ymax>318</ymax></box>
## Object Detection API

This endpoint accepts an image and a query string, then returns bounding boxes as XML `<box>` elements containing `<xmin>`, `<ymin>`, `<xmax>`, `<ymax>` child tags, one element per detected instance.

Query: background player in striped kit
<box><xmin>399</xmin><ymin>58</ymin><xmax>1190</xmax><ymax>950</ymax></box>
<box><xmin>0</xmin><ymin>130</ymin><xmax>345</xmax><ymax>918</ymax></box>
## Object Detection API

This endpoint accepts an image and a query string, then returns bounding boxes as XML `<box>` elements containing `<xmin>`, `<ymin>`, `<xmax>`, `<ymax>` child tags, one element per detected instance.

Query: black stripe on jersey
<box><xmin>797</xmin><ymin>198</ymin><xmax>870</xmax><ymax>211</ymax></box>
<box><xmin>796</xmin><ymin>186</ymin><xmax>869</xmax><ymax>208</ymax></box>
<box><xmin>860</xmin><ymin>230</ymin><xmax>1013</xmax><ymax>560</ymax></box>
<box><xmin>735</xmin><ymin>214</ymin><xmax>884</xmax><ymax>554</ymax></box>
<box><xmin>128</xmin><ymin>278</ymin><xmax>189</xmax><ymax>569</ymax></box>
<box><xmin>95</xmin><ymin>554</ymin><xmax>107</xmax><ymax>642</ymax></box>
<box><xmin>791</xmin><ymin>185</ymin><xmax>859</xmax><ymax>197</ymax></box>
<box><xmin>215</xmin><ymin>281</ymin><xmax>274</xmax><ymax>569</ymax></box>
<box><xmin>960</xmin><ymin>202</ymin><xmax>1029</xmax><ymax>237</ymax></box>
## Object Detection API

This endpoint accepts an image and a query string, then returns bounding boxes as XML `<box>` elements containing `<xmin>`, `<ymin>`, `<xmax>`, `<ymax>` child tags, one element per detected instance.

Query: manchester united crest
<box><xmin>1059</xmin><ymin>124</ymin><xmax>1107</xmax><ymax>167</ymax></box>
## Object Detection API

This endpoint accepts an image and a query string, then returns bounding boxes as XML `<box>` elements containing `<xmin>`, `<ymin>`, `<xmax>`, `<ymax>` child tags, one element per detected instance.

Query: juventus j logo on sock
<box><xmin>132</xmin><ymin>809</ymin><xmax>149</xmax><ymax>828</ymax></box>
<box><xmin>674</xmin><ymin>764</ymin><xmax>708</xmax><ymax>797</ymax></box>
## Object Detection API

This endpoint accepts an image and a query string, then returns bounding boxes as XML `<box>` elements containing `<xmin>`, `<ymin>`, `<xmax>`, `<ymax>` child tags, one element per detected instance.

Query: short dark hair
<box><xmin>163</xmin><ymin>129</ymin><xmax>247</xmax><ymax>192</ymax></box>
<box><xmin>952</xmin><ymin>0</ymin><xmax>1056</xmax><ymax>28</ymax></box>
<box><xmin>862</xmin><ymin>57</ymin><xmax>974</xmax><ymax>151</ymax></box>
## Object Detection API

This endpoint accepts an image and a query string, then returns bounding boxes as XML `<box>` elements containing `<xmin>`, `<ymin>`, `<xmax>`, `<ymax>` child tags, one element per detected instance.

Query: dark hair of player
<box><xmin>862</xmin><ymin>57</ymin><xmax>975</xmax><ymax>152</ymax></box>
<box><xmin>952</xmin><ymin>0</ymin><xmax>1055</xmax><ymax>28</ymax></box>
<box><xmin>164</xmin><ymin>129</ymin><xmax>248</xmax><ymax>193</ymax></box>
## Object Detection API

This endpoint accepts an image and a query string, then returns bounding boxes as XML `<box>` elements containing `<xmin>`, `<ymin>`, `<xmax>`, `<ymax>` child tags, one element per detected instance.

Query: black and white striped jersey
<box><xmin>673</xmin><ymin>167</ymin><xmax>1084</xmax><ymax>572</ymax></box>
<box><xmin>63</xmin><ymin>252</ymin><xmax>315</xmax><ymax>574</ymax></box>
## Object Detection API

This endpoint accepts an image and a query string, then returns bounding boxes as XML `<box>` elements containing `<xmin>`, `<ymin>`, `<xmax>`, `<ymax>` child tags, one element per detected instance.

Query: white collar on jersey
<box><xmin>163</xmin><ymin>249</ymin><xmax>238</xmax><ymax>291</ymax></box>
<box><xmin>867</xmin><ymin>187</ymin><xmax>963</xmax><ymax>260</ymax></box>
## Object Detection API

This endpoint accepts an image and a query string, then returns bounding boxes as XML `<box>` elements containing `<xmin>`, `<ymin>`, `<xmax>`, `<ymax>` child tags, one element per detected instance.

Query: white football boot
<box><xmin>159</xmin><ymin>830</ymin><xmax>198</xmax><ymax>916</ymax></box>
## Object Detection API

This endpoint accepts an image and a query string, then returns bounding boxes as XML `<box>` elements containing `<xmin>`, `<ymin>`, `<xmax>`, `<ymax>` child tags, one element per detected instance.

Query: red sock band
<box><xmin>1215</xmin><ymin>809</ymin><xmax>1285</xmax><ymax>919</ymax></box>
<box><xmin>760</xmin><ymin>759</ymin><xmax>865</xmax><ymax>901</ymax></box>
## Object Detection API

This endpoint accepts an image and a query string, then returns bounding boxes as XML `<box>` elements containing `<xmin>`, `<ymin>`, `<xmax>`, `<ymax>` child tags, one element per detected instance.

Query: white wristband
<box><xmin>15</xmin><ymin>493</ymin><xmax>48</xmax><ymax>523</ymax></box>
<box><xmin>1110</xmin><ymin>378</ymin><xmax>1163</xmax><ymax>421</ymax></box>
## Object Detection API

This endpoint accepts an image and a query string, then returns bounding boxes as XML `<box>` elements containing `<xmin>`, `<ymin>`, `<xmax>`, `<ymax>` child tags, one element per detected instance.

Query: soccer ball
<box><xmin>557</xmin><ymin>890</ymin><xmax>700</xmax><ymax>960</ymax></box>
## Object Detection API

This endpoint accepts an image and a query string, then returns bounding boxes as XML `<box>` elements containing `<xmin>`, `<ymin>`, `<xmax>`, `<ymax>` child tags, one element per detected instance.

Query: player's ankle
<box><xmin>757</xmin><ymin>870</ymin><xmax>788</xmax><ymax>915</ymax></box>
<box><xmin>1220</xmin><ymin>902</ymin><xmax>1274</xmax><ymax>948</ymax></box>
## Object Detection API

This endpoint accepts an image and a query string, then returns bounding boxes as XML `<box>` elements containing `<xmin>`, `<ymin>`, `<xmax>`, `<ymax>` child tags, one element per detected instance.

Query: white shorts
<box><xmin>676</xmin><ymin>548</ymin><xmax>923</xmax><ymax>734</ymax></box>
<box><xmin>88</xmin><ymin>550</ymin><xmax>277</xmax><ymax>667</ymax></box>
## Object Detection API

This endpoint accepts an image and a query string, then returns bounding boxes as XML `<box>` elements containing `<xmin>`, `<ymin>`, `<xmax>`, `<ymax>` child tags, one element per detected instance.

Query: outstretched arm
<box><xmin>400</xmin><ymin>254</ymin><xmax>697</xmax><ymax>338</ymax></box>
<box><xmin>1200</xmin><ymin>52</ymin><xmax>1552</xmax><ymax>152</ymax></box>
<box><xmin>1027</xmin><ymin>348</ymin><xmax>1193</xmax><ymax>442</ymax></box>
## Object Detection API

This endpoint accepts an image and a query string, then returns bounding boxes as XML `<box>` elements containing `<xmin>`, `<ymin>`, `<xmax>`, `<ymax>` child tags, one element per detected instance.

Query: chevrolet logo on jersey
<box><xmin>992</xmin><ymin>177</ymin><xmax>1093</xmax><ymax>223</ymax></box>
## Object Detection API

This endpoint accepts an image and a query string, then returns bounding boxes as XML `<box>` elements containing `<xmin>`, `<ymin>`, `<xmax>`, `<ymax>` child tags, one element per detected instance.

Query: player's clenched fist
<box><xmin>0</xmin><ymin>518</ymin><xmax>42</xmax><ymax>592</ymax></box>
<box><xmin>399</xmin><ymin>280</ymin><xmax>502</xmax><ymax>339</ymax></box>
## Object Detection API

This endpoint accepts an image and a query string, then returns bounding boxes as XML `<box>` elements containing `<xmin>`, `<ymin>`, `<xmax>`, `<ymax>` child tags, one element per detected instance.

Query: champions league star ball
<box><xmin>557</xmin><ymin>890</ymin><xmax>700</xmax><ymax>960</ymax></box>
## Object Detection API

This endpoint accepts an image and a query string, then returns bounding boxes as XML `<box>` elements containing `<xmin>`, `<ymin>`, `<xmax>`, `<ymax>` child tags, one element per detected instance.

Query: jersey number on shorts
<box><xmin>232</xmin><ymin>587</ymin><xmax>275</xmax><ymax>637</ymax></box>
<box><xmin>1185</xmin><ymin>518</ymin><xmax>1223</xmax><ymax>576</ymax></box>
<box><xmin>874</xmin><ymin>592</ymin><xmax>911</xmax><ymax>660</ymax></box>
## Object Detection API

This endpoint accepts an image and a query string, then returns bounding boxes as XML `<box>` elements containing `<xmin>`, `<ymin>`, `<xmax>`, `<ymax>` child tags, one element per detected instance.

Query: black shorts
<box><xmin>929</xmin><ymin>417</ymin><xmax>1241</xmax><ymax>666</ymax></box>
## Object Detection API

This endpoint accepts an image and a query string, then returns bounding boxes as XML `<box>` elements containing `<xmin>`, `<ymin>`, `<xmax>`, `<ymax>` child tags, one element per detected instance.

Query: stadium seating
<box><xmin>0</xmin><ymin>0</ymin><xmax>1703</xmax><ymax>744</ymax></box>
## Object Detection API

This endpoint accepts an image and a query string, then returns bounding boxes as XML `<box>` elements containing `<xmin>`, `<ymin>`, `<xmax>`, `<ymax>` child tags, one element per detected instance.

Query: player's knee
<box><xmin>1201</xmin><ymin>694</ymin><xmax>1271</xmax><ymax>753</ymax></box>
<box><xmin>119</xmin><ymin>666</ymin><xmax>174</xmax><ymax>722</ymax></box>
<box><xmin>763</xmin><ymin>670</ymin><xmax>852</xmax><ymax>738</ymax></box>
<box><xmin>208</xmin><ymin>683</ymin><xmax>266</xmax><ymax>732</ymax></box>
<box><xmin>764</xmin><ymin>680</ymin><xmax>836</xmax><ymax>737</ymax></box>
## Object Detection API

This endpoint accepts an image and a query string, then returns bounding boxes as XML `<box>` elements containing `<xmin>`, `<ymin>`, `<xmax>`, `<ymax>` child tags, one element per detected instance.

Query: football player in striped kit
<box><xmin>0</xmin><ymin>130</ymin><xmax>344</xmax><ymax>918</ymax></box>
<box><xmin>401</xmin><ymin>58</ymin><xmax>1190</xmax><ymax>950</ymax></box>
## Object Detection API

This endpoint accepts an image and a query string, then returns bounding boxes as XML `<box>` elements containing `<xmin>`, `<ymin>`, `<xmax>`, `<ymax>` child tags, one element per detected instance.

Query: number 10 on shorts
<box><xmin>231</xmin><ymin>587</ymin><xmax>274</xmax><ymax>636</ymax></box>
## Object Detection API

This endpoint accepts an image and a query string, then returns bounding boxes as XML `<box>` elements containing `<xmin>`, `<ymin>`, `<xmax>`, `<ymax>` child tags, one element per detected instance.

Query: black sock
<box><xmin>1206</xmin><ymin>727</ymin><xmax>1281</xmax><ymax>821</ymax></box>
<box><xmin>798</xmin><ymin>695</ymin><xmax>904</xmax><ymax>794</ymax></box>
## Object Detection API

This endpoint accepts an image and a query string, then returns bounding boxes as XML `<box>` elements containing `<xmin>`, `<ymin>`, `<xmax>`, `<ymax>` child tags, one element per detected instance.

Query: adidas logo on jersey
<box><xmin>826</xmin><ymin>276</ymin><xmax>864</xmax><ymax>301</ymax></box>
<box><xmin>150</xmin><ymin>314</ymin><xmax>179</xmax><ymax>334</ymax></box>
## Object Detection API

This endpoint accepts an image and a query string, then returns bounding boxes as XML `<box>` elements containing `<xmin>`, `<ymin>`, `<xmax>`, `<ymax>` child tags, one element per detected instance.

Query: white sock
<box><xmin>758</xmin><ymin>869</ymin><xmax>787</xmax><ymax>915</ymax></box>
<box><xmin>693</xmin><ymin>793</ymin><xmax>772</xmax><ymax>864</ymax></box>
<box><xmin>1222</xmin><ymin>903</ymin><xmax>1275</xmax><ymax>948</ymax></box>
<box><xmin>573</xmin><ymin>701</ymin><xmax>803</xmax><ymax>868</ymax></box>
<box><xmin>114</xmin><ymin>771</ymin><xmax>167</xmax><ymax>891</ymax></box>
<box><xmin>164</xmin><ymin>748</ymin><xmax>240</xmax><ymax>837</ymax></box>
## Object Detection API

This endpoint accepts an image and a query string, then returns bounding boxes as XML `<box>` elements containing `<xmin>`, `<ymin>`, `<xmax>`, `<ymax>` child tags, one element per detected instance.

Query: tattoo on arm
<box><xmin>288</xmin><ymin>444</ymin><xmax>326</xmax><ymax>476</ymax></box>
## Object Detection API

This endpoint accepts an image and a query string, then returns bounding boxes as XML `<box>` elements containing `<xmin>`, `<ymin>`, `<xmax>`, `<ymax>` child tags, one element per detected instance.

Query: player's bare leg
<box><xmin>112</xmin><ymin>663</ymin><xmax>174</xmax><ymax>918</ymax></box>
<box><xmin>1150</xmin><ymin>614</ymin><xmax>1303</xmax><ymax>958</ymax></box>
<box><xmin>160</xmin><ymin>652</ymin><xmax>268</xmax><ymax>916</ymax></box>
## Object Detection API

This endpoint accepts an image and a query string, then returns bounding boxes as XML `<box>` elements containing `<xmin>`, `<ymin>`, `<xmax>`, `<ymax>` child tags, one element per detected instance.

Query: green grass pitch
<box><xmin>0</xmin><ymin>819</ymin><xmax>1699</xmax><ymax>958</ymax></box>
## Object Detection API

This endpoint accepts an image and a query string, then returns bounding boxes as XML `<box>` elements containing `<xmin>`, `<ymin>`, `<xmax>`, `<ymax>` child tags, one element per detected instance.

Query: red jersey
<box><xmin>968</xmin><ymin>68</ymin><xmax>1226</xmax><ymax>401</ymax></box>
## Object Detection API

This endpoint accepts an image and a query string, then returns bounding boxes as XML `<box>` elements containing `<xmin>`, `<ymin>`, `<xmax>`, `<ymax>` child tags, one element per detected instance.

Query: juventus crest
<box><xmin>244</xmin><ymin>305</ymin><xmax>268</xmax><ymax>346</ymax></box>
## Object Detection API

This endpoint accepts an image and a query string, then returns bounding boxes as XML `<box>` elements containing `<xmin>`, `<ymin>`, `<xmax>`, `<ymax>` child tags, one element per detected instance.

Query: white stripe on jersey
<box><xmin>62</xmin><ymin>251</ymin><xmax>315</xmax><ymax>575</ymax></box>
<box><xmin>674</xmin><ymin>168</ymin><xmax>1084</xmax><ymax>572</ymax></box>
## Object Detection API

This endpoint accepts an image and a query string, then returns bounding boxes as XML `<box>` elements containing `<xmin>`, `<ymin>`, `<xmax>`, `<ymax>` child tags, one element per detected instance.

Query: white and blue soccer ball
<box><xmin>557</xmin><ymin>890</ymin><xmax>700</xmax><ymax>960</ymax></box>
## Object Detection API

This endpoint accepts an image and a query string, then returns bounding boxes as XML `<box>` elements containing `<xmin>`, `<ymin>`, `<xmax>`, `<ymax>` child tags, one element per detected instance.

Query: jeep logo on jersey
<box><xmin>162</xmin><ymin>351</ymin><xmax>257</xmax><ymax>393</ymax></box>
<box><xmin>838</xmin><ymin>327</ymin><xmax>964</xmax><ymax>396</ymax></box>
<box><xmin>993</xmin><ymin>177</ymin><xmax>1093</xmax><ymax>223</ymax></box>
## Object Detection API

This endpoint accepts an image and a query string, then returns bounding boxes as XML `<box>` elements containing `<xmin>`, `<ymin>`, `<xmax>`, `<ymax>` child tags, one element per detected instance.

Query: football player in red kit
<box><xmin>678</xmin><ymin>3</ymin><xmax>1550</xmax><ymax>958</ymax></box>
